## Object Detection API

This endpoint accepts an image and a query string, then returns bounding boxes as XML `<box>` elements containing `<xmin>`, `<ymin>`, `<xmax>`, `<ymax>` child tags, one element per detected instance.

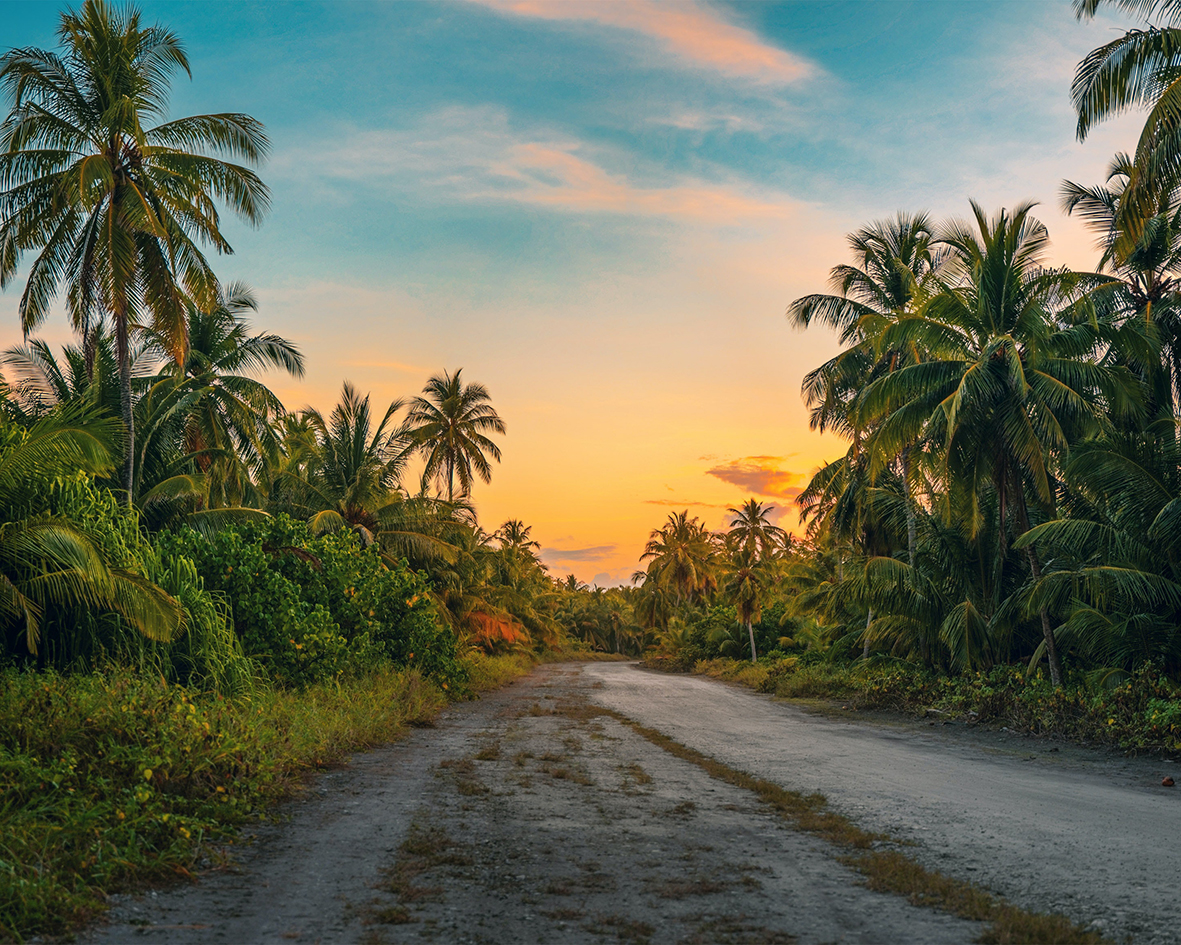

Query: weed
<box><xmin>650</xmin><ymin>878</ymin><xmax>728</xmax><ymax>898</ymax></box>
<box><xmin>585</xmin><ymin>914</ymin><xmax>655</xmax><ymax>943</ymax></box>
<box><xmin>679</xmin><ymin>914</ymin><xmax>796</xmax><ymax>945</ymax></box>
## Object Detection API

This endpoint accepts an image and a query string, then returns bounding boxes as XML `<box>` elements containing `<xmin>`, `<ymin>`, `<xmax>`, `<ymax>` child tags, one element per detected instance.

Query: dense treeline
<box><xmin>636</xmin><ymin>0</ymin><xmax>1181</xmax><ymax>706</ymax></box>
<box><xmin>0</xmin><ymin>1</ymin><xmax>635</xmax><ymax>692</ymax></box>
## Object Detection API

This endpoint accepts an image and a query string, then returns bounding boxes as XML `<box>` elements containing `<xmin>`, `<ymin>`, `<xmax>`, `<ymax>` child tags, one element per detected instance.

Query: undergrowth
<box><xmin>0</xmin><ymin>649</ymin><xmax>536</xmax><ymax>942</ymax></box>
<box><xmin>656</xmin><ymin>656</ymin><xmax>1181</xmax><ymax>754</ymax></box>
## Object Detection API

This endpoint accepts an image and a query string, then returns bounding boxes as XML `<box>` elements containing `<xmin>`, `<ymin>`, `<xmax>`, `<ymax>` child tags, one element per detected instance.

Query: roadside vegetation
<box><xmin>0</xmin><ymin>4</ymin><xmax>633</xmax><ymax>939</ymax></box>
<box><xmin>626</xmin><ymin>0</ymin><xmax>1181</xmax><ymax>761</ymax></box>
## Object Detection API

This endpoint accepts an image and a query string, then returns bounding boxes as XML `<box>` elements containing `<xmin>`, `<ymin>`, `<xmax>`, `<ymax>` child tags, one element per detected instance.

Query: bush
<box><xmin>0</xmin><ymin>666</ymin><xmax>448</xmax><ymax>940</ymax></box>
<box><xmin>157</xmin><ymin>516</ymin><xmax>465</xmax><ymax>688</ymax></box>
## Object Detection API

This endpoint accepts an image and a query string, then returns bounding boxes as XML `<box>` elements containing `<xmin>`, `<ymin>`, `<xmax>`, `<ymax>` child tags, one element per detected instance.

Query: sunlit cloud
<box><xmin>643</xmin><ymin>499</ymin><xmax>731</xmax><ymax>508</ymax></box>
<box><xmin>466</xmin><ymin>0</ymin><xmax>814</xmax><ymax>86</ymax></box>
<box><xmin>542</xmin><ymin>544</ymin><xmax>619</xmax><ymax>563</ymax></box>
<box><xmin>705</xmin><ymin>455</ymin><xmax>804</xmax><ymax>500</ymax></box>
<box><xmin>276</xmin><ymin>107</ymin><xmax>805</xmax><ymax>226</ymax></box>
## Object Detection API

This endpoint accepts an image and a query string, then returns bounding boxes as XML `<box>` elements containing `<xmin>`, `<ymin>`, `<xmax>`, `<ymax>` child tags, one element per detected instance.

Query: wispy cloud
<box><xmin>277</xmin><ymin>106</ymin><xmax>805</xmax><ymax>226</ymax></box>
<box><xmin>542</xmin><ymin>544</ymin><xmax>618</xmax><ymax>563</ymax></box>
<box><xmin>466</xmin><ymin>0</ymin><xmax>814</xmax><ymax>86</ymax></box>
<box><xmin>706</xmin><ymin>455</ymin><xmax>804</xmax><ymax>500</ymax></box>
<box><xmin>643</xmin><ymin>498</ymin><xmax>731</xmax><ymax>508</ymax></box>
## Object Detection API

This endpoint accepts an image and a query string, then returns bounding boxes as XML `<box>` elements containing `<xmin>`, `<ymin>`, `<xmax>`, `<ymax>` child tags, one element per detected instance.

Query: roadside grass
<box><xmin>664</xmin><ymin>656</ymin><xmax>1181</xmax><ymax>756</ymax></box>
<box><xmin>0</xmin><ymin>649</ymin><xmax>539</xmax><ymax>942</ymax></box>
<box><xmin>600</xmin><ymin>705</ymin><xmax>1106</xmax><ymax>945</ymax></box>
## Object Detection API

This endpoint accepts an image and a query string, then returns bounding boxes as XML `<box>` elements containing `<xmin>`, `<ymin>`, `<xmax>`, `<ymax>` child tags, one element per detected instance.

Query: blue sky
<box><xmin>0</xmin><ymin>1</ymin><xmax>1148</xmax><ymax>583</ymax></box>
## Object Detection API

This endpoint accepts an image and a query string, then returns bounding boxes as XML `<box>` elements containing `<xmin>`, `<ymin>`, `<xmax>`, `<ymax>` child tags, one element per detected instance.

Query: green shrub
<box><xmin>0</xmin><ymin>665</ymin><xmax>448</xmax><ymax>940</ymax></box>
<box><xmin>157</xmin><ymin>517</ymin><xmax>465</xmax><ymax>688</ymax></box>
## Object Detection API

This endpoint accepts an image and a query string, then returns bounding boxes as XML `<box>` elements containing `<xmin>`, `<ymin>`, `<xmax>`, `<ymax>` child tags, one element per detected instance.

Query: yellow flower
<box><xmin>215</xmin><ymin>786</ymin><xmax>225</xmax><ymax>793</ymax></box>
<box><xmin>116</xmin><ymin>810</ymin><xmax>125</xmax><ymax>821</ymax></box>
<box><xmin>179</xmin><ymin>827</ymin><xmax>191</xmax><ymax>839</ymax></box>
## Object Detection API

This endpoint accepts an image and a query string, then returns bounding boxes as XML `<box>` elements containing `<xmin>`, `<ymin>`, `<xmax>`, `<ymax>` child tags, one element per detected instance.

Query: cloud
<box><xmin>705</xmin><ymin>455</ymin><xmax>804</xmax><ymax>500</ymax></box>
<box><xmin>277</xmin><ymin>107</ymin><xmax>805</xmax><ymax>227</ymax></box>
<box><xmin>643</xmin><ymin>499</ymin><xmax>731</xmax><ymax>508</ymax></box>
<box><xmin>466</xmin><ymin>0</ymin><xmax>814</xmax><ymax>86</ymax></box>
<box><xmin>541</xmin><ymin>544</ymin><xmax>618</xmax><ymax>563</ymax></box>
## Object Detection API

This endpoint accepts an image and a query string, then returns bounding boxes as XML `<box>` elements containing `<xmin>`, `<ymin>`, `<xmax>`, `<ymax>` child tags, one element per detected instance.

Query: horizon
<box><xmin>0</xmin><ymin>0</ymin><xmax>1147</xmax><ymax>585</ymax></box>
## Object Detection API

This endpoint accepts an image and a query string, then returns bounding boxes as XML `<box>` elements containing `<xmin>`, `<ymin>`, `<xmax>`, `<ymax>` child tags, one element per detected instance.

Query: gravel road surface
<box><xmin>583</xmin><ymin>662</ymin><xmax>1181</xmax><ymax>944</ymax></box>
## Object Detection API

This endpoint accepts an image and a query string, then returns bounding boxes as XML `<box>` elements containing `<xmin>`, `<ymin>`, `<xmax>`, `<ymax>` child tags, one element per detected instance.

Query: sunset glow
<box><xmin>0</xmin><ymin>0</ymin><xmax>1146</xmax><ymax>585</ymax></box>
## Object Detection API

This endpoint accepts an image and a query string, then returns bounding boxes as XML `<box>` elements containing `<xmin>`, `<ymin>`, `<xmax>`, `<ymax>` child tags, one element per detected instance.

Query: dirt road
<box><xmin>584</xmin><ymin>662</ymin><xmax>1181</xmax><ymax>944</ymax></box>
<box><xmin>90</xmin><ymin>663</ymin><xmax>1176</xmax><ymax>943</ymax></box>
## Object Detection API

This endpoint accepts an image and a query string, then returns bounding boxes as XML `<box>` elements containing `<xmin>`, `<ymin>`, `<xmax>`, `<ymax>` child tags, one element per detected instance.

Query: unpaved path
<box><xmin>91</xmin><ymin>664</ymin><xmax>984</xmax><ymax>944</ymax></box>
<box><xmin>585</xmin><ymin>662</ymin><xmax>1181</xmax><ymax>944</ymax></box>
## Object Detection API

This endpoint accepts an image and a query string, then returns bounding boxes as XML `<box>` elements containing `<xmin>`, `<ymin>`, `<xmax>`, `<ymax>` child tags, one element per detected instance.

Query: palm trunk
<box><xmin>114</xmin><ymin>298</ymin><xmax>135</xmax><ymax>507</ymax></box>
<box><xmin>862</xmin><ymin>607</ymin><xmax>874</xmax><ymax>659</ymax></box>
<box><xmin>901</xmin><ymin>447</ymin><xmax>917</xmax><ymax>564</ymax></box>
<box><xmin>1025</xmin><ymin>546</ymin><xmax>1063</xmax><ymax>686</ymax></box>
<box><xmin>746</xmin><ymin>618</ymin><xmax>757</xmax><ymax>663</ymax></box>
<box><xmin>1015</xmin><ymin>481</ymin><xmax>1063</xmax><ymax>687</ymax></box>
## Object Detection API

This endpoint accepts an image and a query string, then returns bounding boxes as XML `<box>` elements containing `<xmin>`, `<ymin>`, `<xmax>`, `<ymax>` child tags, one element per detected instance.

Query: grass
<box><xmin>0</xmin><ymin>648</ymin><xmax>540</xmax><ymax>942</ymax></box>
<box><xmin>602</xmin><ymin>706</ymin><xmax>1106</xmax><ymax>945</ymax></box>
<box><xmin>673</xmin><ymin>656</ymin><xmax>1181</xmax><ymax>756</ymax></box>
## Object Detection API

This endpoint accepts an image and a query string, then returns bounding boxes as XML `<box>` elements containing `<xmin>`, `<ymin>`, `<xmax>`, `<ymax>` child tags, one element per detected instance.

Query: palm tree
<box><xmin>0</xmin><ymin>405</ymin><xmax>181</xmax><ymax>653</ymax></box>
<box><xmin>404</xmin><ymin>369</ymin><xmax>506</xmax><ymax>502</ymax></box>
<box><xmin>726</xmin><ymin>499</ymin><xmax>788</xmax><ymax>561</ymax></box>
<box><xmin>860</xmin><ymin>202</ymin><xmax>1140</xmax><ymax>684</ymax></box>
<box><xmin>637</xmin><ymin>510</ymin><xmax>720</xmax><ymax>604</ymax></box>
<box><xmin>0</xmin><ymin>0</ymin><xmax>269</xmax><ymax>503</ymax></box>
<box><xmin>1071</xmin><ymin>0</ymin><xmax>1181</xmax><ymax>242</ymax></box>
<box><xmin>140</xmin><ymin>282</ymin><xmax>303</xmax><ymax>507</ymax></box>
<box><xmin>281</xmin><ymin>382</ymin><xmax>408</xmax><ymax>538</ymax></box>
<box><xmin>789</xmin><ymin>213</ymin><xmax>942</xmax><ymax>562</ymax></box>
<box><xmin>1062</xmin><ymin>153</ymin><xmax>1181</xmax><ymax>417</ymax></box>
<box><xmin>723</xmin><ymin>551</ymin><xmax>767</xmax><ymax>662</ymax></box>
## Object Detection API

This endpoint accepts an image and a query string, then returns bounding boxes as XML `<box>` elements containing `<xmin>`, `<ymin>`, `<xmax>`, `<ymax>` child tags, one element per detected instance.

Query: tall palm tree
<box><xmin>1071</xmin><ymin>0</ymin><xmax>1181</xmax><ymax>241</ymax></box>
<box><xmin>404</xmin><ymin>369</ymin><xmax>505</xmax><ymax>502</ymax></box>
<box><xmin>861</xmin><ymin>202</ymin><xmax>1140</xmax><ymax>684</ymax></box>
<box><xmin>0</xmin><ymin>0</ymin><xmax>269</xmax><ymax>503</ymax></box>
<box><xmin>283</xmin><ymin>382</ymin><xmax>408</xmax><ymax>538</ymax></box>
<box><xmin>637</xmin><ymin>510</ymin><xmax>720</xmax><ymax>604</ymax></box>
<box><xmin>789</xmin><ymin>213</ymin><xmax>942</xmax><ymax>561</ymax></box>
<box><xmin>723</xmin><ymin>550</ymin><xmax>767</xmax><ymax>663</ymax></box>
<box><xmin>726</xmin><ymin>499</ymin><xmax>788</xmax><ymax>562</ymax></box>
<box><xmin>1062</xmin><ymin>153</ymin><xmax>1181</xmax><ymax>416</ymax></box>
<box><xmin>140</xmin><ymin>282</ymin><xmax>303</xmax><ymax>507</ymax></box>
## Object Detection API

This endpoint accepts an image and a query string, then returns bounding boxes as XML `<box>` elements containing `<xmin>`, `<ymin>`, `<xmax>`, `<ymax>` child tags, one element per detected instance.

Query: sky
<box><xmin>0</xmin><ymin>0</ymin><xmax>1151</xmax><ymax>585</ymax></box>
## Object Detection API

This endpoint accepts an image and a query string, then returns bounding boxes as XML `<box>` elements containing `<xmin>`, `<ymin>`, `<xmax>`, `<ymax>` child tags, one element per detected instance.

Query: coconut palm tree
<box><xmin>723</xmin><ymin>550</ymin><xmax>767</xmax><ymax>662</ymax></box>
<box><xmin>403</xmin><ymin>369</ymin><xmax>505</xmax><ymax>502</ymax></box>
<box><xmin>139</xmin><ymin>282</ymin><xmax>303</xmax><ymax>507</ymax></box>
<box><xmin>0</xmin><ymin>0</ymin><xmax>269</xmax><ymax>503</ymax></box>
<box><xmin>1070</xmin><ymin>0</ymin><xmax>1181</xmax><ymax>243</ymax></box>
<box><xmin>637</xmin><ymin>510</ymin><xmax>720</xmax><ymax>604</ymax></box>
<box><xmin>860</xmin><ymin>202</ymin><xmax>1141</xmax><ymax>684</ymax></box>
<box><xmin>280</xmin><ymin>382</ymin><xmax>408</xmax><ymax>538</ymax></box>
<box><xmin>726</xmin><ymin>499</ymin><xmax>788</xmax><ymax>562</ymax></box>
<box><xmin>790</xmin><ymin>213</ymin><xmax>943</xmax><ymax>562</ymax></box>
